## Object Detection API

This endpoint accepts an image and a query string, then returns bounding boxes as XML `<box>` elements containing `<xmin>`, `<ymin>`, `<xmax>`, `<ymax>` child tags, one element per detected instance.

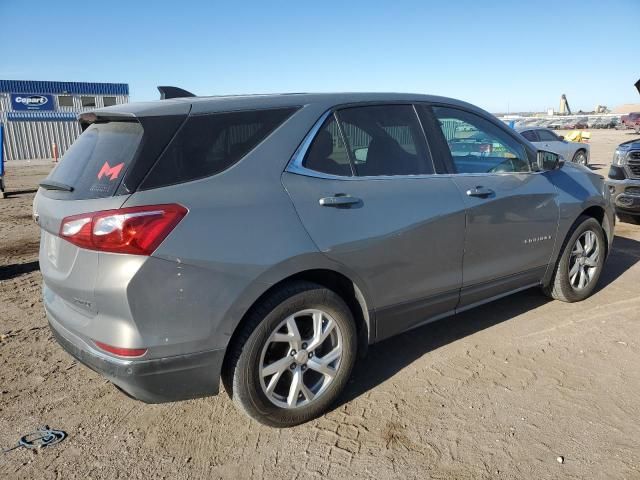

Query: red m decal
<box><xmin>97</xmin><ymin>162</ymin><xmax>125</xmax><ymax>181</ymax></box>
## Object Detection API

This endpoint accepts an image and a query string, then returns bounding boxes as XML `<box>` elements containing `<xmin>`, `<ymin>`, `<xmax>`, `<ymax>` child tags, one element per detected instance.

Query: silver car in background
<box><xmin>517</xmin><ymin>127</ymin><xmax>590</xmax><ymax>165</ymax></box>
<box><xmin>35</xmin><ymin>92</ymin><xmax>613</xmax><ymax>427</ymax></box>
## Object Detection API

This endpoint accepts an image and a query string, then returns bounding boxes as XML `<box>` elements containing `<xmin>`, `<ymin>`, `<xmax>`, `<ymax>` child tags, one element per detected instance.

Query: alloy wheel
<box><xmin>259</xmin><ymin>309</ymin><xmax>343</xmax><ymax>409</ymax></box>
<box><xmin>568</xmin><ymin>230</ymin><xmax>599</xmax><ymax>290</ymax></box>
<box><xmin>574</xmin><ymin>152</ymin><xmax>588</xmax><ymax>165</ymax></box>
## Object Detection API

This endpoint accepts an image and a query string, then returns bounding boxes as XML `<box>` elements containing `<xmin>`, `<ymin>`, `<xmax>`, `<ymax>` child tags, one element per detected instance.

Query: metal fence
<box><xmin>2</xmin><ymin>118</ymin><xmax>81</xmax><ymax>161</ymax></box>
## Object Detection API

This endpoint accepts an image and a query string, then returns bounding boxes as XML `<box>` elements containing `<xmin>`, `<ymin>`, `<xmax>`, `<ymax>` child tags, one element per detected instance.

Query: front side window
<box><xmin>337</xmin><ymin>105</ymin><xmax>433</xmax><ymax>176</ymax></box>
<box><xmin>433</xmin><ymin>106</ymin><xmax>530</xmax><ymax>174</ymax></box>
<box><xmin>302</xmin><ymin>115</ymin><xmax>352</xmax><ymax>176</ymax></box>
<box><xmin>536</xmin><ymin>129</ymin><xmax>560</xmax><ymax>142</ymax></box>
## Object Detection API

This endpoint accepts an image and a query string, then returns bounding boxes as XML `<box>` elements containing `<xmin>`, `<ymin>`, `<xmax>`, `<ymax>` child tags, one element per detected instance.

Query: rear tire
<box><xmin>572</xmin><ymin>149</ymin><xmax>588</xmax><ymax>166</ymax></box>
<box><xmin>617</xmin><ymin>213</ymin><xmax>640</xmax><ymax>225</ymax></box>
<box><xmin>222</xmin><ymin>281</ymin><xmax>357</xmax><ymax>427</ymax></box>
<box><xmin>543</xmin><ymin>216</ymin><xmax>605</xmax><ymax>302</ymax></box>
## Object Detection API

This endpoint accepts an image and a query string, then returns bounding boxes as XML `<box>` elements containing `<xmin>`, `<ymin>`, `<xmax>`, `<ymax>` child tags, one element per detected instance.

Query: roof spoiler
<box><xmin>158</xmin><ymin>86</ymin><xmax>195</xmax><ymax>100</ymax></box>
<box><xmin>77</xmin><ymin>111</ymin><xmax>137</xmax><ymax>131</ymax></box>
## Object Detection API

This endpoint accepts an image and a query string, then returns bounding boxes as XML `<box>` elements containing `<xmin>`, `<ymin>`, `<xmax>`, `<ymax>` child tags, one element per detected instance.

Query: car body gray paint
<box><xmin>35</xmin><ymin>93</ymin><xmax>614</xmax><ymax>403</ymax></box>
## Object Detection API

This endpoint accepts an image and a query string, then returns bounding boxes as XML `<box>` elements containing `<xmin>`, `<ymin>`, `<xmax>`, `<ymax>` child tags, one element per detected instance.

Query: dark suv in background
<box><xmin>607</xmin><ymin>80</ymin><xmax>640</xmax><ymax>224</ymax></box>
<box><xmin>608</xmin><ymin>139</ymin><xmax>640</xmax><ymax>223</ymax></box>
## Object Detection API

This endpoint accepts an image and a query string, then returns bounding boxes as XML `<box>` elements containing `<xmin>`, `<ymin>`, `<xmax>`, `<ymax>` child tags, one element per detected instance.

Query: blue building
<box><xmin>0</xmin><ymin>80</ymin><xmax>129</xmax><ymax>161</ymax></box>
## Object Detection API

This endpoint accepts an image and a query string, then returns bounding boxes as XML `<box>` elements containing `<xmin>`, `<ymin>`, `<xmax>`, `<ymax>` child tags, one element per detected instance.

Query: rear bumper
<box><xmin>48</xmin><ymin>314</ymin><xmax>225</xmax><ymax>403</ymax></box>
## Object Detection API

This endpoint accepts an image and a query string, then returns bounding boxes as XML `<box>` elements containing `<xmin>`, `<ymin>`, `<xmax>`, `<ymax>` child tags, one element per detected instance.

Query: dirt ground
<box><xmin>1</xmin><ymin>130</ymin><xmax>639</xmax><ymax>479</ymax></box>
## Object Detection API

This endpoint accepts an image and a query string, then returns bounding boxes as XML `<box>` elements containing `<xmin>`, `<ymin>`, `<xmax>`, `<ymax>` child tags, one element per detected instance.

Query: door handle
<box><xmin>466</xmin><ymin>186</ymin><xmax>494</xmax><ymax>198</ymax></box>
<box><xmin>319</xmin><ymin>194</ymin><xmax>362</xmax><ymax>207</ymax></box>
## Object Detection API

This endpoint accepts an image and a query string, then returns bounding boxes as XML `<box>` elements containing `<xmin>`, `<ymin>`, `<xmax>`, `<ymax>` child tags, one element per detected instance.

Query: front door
<box><xmin>283</xmin><ymin>104</ymin><xmax>466</xmax><ymax>340</ymax></box>
<box><xmin>427</xmin><ymin>105</ymin><xmax>559</xmax><ymax>308</ymax></box>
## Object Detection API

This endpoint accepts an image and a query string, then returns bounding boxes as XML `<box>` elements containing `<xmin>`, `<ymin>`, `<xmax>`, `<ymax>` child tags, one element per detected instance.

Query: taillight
<box><xmin>94</xmin><ymin>340</ymin><xmax>147</xmax><ymax>357</ymax></box>
<box><xmin>59</xmin><ymin>204</ymin><xmax>187</xmax><ymax>255</ymax></box>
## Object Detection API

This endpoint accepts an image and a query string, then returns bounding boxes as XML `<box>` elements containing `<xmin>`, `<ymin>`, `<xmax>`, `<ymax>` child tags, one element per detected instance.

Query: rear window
<box><xmin>140</xmin><ymin>107</ymin><xmax>297</xmax><ymax>189</ymax></box>
<box><xmin>44</xmin><ymin>121</ymin><xmax>143</xmax><ymax>199</ymax></box>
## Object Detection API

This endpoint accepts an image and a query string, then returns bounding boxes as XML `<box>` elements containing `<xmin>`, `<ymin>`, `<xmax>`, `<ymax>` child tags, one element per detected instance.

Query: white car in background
<box><xmin>517</xmin><ymin>127</ymin><xmax>590</xmax><ymax>166</ymax></box>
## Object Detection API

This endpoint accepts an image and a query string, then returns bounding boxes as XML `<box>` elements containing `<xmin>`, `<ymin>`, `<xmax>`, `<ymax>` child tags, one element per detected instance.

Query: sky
<box><xmin>0</xmin><ymin>0</ymin><xmax>638</xmax><ymax>113</ymax></box>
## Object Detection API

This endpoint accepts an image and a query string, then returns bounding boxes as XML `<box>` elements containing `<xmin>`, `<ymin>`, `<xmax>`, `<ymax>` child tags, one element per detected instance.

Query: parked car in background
<box><xmin>564</xmin><ymin>117</ymin><xmax>589</xmax><ymax>129</ymax></box>
<box><xmin>587</xmin><ymin>117</ymin><xmax>599</xmax><ymax>129</ymax></box>
<box><xmin>605</xmin><ymin>117</ymin><xmax>620</xmax><ymax>129</ymax></box>
<box><xmin>518</xmin><ymin>127</ymin><xmax>590</xmax><ymax>165</ymax></box>
<box><xmin>621</xmin><ymin>112</ymin><xmax>640</xmax><ymax>133</ymax></box>
<box><xmin>546</xmin><ymin>119</ymin><xmax>566</xmax><ymax>130</ymax></box>
<box><xmin>608</xmin><ymin>139</ymin><xmax>640</xmax><ymax>224</ymax></box>
<box><xmin>592</xmin><ymin>117</ymin><xmax>619</xmax><ymax>129</ymax></box>
<box><xmin>35</xmin><ymin>92</ymin><xmax>613</xmax><ymax>427</ymax></box>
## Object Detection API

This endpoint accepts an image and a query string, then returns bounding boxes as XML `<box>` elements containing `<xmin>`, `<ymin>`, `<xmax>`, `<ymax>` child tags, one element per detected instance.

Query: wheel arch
<box><xmin>221</xmin><ymin>267</ymin><xmax>374</xmax><ymax>376</ymax></box>
<box><xmin>582</xmin><ymin>205</ymin><xmax>611</xmax><ymax>255</ymax></box>
<box><xmin>544</xmin><ymin>204</ymin><xmax>611</xmax><ymax>288</ymax></box>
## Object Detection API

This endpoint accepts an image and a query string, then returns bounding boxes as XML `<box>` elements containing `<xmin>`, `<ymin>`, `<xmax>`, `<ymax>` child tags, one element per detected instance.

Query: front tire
<box><xmin>543</xmin><ymin>216</ymin><xmax>606</xmax><ymax>302</ymax></box>
<box><xmin>222</xmin><ymin>282</ymin><xmax>357</xmax><ymax>427</ymax></box>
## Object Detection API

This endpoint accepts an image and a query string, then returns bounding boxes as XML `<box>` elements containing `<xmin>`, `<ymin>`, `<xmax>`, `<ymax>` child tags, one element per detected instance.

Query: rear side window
<box><xmin>44</xmin><ymin>121</ymin><xmax>143</xmax><ymax>199</ymax></box>
<box><xmin>520</xmin><ymin>130</ymin><xmax>539</xmax><ymax>142</ymax></box>
<box><xmin>141</xmin><ymin>107</ymin><xmax>297</xmax><ymax>189</ymax></box>
<box><xmin>337</xmin><ymin>105</ymin><xmax>433</xmax><ymax>176</ymax></box>
<box><xmin>302</xmin><ymin>115</ymin><xmax>353</xmax><ymax>176</ymax></box>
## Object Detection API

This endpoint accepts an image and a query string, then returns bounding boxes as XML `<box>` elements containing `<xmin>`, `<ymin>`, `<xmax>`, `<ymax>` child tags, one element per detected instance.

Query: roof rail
<box><xmin>157</xmin><ymin>86</ymin><xmax>195</xmax><ymax>100</ymax></box>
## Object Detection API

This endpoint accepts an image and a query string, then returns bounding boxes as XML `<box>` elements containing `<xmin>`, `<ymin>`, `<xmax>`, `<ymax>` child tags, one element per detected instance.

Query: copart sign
<box><xmin>11</xmin><ymin>93</ymin><xmax>55</xmax><ymax>111</ymax></box>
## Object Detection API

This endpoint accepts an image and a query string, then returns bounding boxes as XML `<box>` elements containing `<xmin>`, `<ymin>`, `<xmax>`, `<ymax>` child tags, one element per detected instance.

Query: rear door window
<box><xmin>336</xmin><ymin>105</ymin><xmax>433</xmax><ymax>176</ymax></box>
<box><xmin>302</xmin><ymin>114</ymin><xmax>353</xmax><ymax>176</ymax></box>
<box><xmin>536</xmin><ymin>129</ymin><xmax>560</xmax><ymax>142</ymax></box>
<box><xmin>141</xmin><ymin>107</ymin><xmax>297</xmax><ymax>189</ymax></box>
<box><xmin>43</xmin><ymin>121</ymin><xmax>143</xmax><ymax>199</ymax></box>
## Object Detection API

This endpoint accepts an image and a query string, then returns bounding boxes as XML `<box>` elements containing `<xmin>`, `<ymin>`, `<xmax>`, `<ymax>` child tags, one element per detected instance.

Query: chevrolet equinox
<box><xmin>35</xmin><ymin>92</ymin><xmax>614</xmax><ymax>427</ymax></box>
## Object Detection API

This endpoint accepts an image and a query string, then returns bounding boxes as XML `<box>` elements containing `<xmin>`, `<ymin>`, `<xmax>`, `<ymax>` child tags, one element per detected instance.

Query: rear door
<box><xmin>283</xmin><ymin>104</ymin><xmax>466</xmax><ymax>340</ymax></box>
<box><xmin>424</xmin><ymin>105</ymin><xmax>559</xmax><ymax>308</ymax></box>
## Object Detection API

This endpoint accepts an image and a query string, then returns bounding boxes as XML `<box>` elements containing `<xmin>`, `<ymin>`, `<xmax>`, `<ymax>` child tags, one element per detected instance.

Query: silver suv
<box><xmin>35</xmin><ymin>93</ymin><xmax>614</xmax><ymax>426</ymax></box>
<box><xmin>517</xmin><ymin>127</ymin><xmax>590</xmax><ymax>166</ymax></box>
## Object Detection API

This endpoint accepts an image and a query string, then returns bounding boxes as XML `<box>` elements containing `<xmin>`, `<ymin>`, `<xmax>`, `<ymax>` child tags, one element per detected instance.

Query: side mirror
<box><xmin>537</xmin><ymin>150</ymin><xmax>563</xmax><ymax>171</ymax></box>
<box><xmin>558</xmin><ymin>135</ymin><xmax>565</xmax><ymax>140</ymax></box>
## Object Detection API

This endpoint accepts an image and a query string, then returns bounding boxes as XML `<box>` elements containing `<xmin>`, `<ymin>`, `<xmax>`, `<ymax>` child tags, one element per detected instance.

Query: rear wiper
<box><xmin>39</xmin><ymin>180</ymin><xmax>74</xmax><ymax>192</ymax></box>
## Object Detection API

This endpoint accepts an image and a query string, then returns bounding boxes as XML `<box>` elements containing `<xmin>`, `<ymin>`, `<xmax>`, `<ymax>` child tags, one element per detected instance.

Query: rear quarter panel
<box><xmin>120</xmin><ymin>104</ymin><xmax>374</xmax><ymax>354</ymax></box>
